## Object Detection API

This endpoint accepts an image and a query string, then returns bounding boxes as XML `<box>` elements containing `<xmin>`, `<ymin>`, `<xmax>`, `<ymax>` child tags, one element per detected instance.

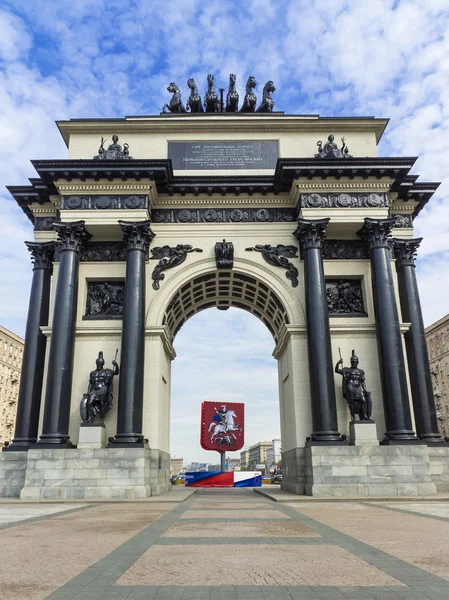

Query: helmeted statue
<box><xmin>335</xmin><ymin>349</ymin><xmax>372</xmax><ymax>420</ymax></box>
<box><xmin>80</xmin><ymin>351</ymin><xmax>119</xmax><ymax>423</ymax></box>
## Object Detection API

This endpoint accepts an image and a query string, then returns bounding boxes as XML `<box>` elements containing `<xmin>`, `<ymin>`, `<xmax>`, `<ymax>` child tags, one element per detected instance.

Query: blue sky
<box><xmin>1</xmin><ymin>0</ymin><xmax>449</xmax><ymax>462</ymax></box>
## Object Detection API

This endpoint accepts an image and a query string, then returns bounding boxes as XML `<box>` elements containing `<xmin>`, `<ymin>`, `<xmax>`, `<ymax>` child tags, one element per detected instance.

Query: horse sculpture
<box><xmin>226</xmin><ymin>73</ymin><xmax>239</xmax><ymax>112</ymax></box>
<box><xmin>162</xmin><ymin>82</ymin><xmax>186</xmax><ymax>113</ymax></box>
<box><xmin>204</xmin><ymin>74</ymin><xmax>219</xmax><ymax>113</ymax></box>
<box><xmin>256</xmin><ymin>80</ymin><xmax>276</xmax><ymax>112</ymax></box>
<box><xmin>186</xmin><ymin>78</ymin><xmax>203</xmax><ymax>113</ymax></box>
<box><xmin>240</xmin><ymin>76</ymin><xmax>257</xmax><ymax>112</ymax></box>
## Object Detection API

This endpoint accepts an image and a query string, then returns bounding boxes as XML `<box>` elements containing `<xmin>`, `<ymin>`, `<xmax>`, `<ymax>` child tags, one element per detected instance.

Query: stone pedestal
<box><xmin>19</xmin><ymin>448</ymin><xmax>171</xmax><ymax>500</ymax></box>
<box><xmin>78</xmin><ymin>424</ymin><xmax>106</xmax><ymax>449</ymax></box>
<box><xmin>349</xmin><ymin>420</ymin><xmax>379</xmax><ymax>446</ymax></box>
<box><xmin>0</xmin><ymin>452</ymin><xmax>28</xmax><ymax>497</ymax></box>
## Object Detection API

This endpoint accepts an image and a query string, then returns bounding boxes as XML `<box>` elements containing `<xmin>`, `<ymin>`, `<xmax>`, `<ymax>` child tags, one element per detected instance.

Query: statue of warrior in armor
<box><xmin>80</xmin><ymin>351</ymin><xmax>119</xmax><ymax>423</ymax></box>
<box><xmin>335</xmin><ymin>349</ymin><xmax>372</xmax><ymax>420</ymax></box>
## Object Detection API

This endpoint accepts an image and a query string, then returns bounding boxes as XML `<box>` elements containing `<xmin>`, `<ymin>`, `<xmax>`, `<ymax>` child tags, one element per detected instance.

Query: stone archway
<box><xmin>143</xmin><ymin>263</ymin><xmax>311</xmax><ymax>495</ymax></box>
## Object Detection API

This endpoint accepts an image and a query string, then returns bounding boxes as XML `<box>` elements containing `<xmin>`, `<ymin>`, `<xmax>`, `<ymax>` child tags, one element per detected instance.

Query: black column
<box><xmin>37</xmin><ymin>221</ymin><xmax>91</xmax><ymax>447</ymax></box>
<box><xmin>294</xmin><ymin>218</ymin><xmax>344</xmax><ymax>443</ymax></box>
<box><xmin>109</xmin><ymin>220</ymin><xmax>154</xmax><ymax>447</ymax></box>
<box><xmin>394</xmin><ymin>238</ymin><xmax>444</xmax><ymax>444</ymax></box>
<box><xmin>4</xmin><ymin>242</ymin><xmax>54</xmax><ymax>451</ymax></box>
<box><xmin>358</xmin><ymin>218</ymin><xmax>418</xmax><ymax>443</ymax></box>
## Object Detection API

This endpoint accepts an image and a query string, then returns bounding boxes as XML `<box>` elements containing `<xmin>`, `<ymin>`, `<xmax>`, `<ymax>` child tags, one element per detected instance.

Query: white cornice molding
<box><xmin>55</xmin><ymin>180</ymin><xmax>157</xmax><ymax>205</ymax></box>
<box><xmin>389</xmin><ymin>200</ymin><xmax>418</xmax><ymax>214</ymax></box>
<box><xmin>29</xmin><ymin>203</ymin><xmax>57</xmax><ymax>217</ymax></box>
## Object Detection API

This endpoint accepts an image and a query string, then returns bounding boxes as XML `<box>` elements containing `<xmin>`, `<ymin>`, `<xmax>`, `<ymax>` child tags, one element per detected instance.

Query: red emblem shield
<box><xmin>200</xmin><ymin>401</ymin><xmax>244</xmax><ymax>452</ymax></box>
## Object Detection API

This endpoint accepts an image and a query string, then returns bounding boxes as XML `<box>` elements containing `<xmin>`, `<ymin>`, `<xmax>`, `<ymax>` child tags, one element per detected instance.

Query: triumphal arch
<box><xmin>2</xmin><ymin>81</ymin><xmax>448</xmax><ymax>499</ymax></box>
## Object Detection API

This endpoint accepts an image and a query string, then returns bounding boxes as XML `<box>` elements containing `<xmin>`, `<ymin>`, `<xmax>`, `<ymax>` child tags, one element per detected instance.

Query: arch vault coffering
<box><xmin>161</xmin><ymin>270</ymin><xmax>290</xmax><ymax>344</ymax></box>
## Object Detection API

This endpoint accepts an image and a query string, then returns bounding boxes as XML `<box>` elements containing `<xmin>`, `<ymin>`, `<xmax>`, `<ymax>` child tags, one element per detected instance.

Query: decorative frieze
<box><xmin>151</xmin><ymin>207</ymin><xmax>295</xmax><ymax>223</ymax></box>
<box><xmin>34</xmin><ymin>217</ymin><xmax>56</xmax><ymax>231</ymax></box>
<box><xmin>84</xmin><ymin>281</ymin><xmax>125</xmax><ymax>319</ymax></box>
<box><xmin>326</xmin><ymin>280</ymin><xmax>366</xmax><ymax>316</ymax></box>
<box><xmin>300</xmin><ymin>192</ymin><xmax>387</xmax><ymax>209</ymax></box>
<box><xmin>54</xmin><ymin>242</ymin><xmax>127</xmax><ymax>263</ymax></box>
<box><xmin>245</xmin><ymin>244</ymin><xmax>299</xmax><ymax>287</ymax></box>
<box><xmin>322</xmin><ymin>240</ymin><xmax>369</xmax><ymax>260</ymax></box>
<box><xmin>150</xmin><ymin>245</ymin><xmax>203</xmax><ymax>290</ymax></box>
<box><xmin>393</xmin><ymin>214</ymin><xmax>413</xmax><ymax>228</ymax></box>
<box><xmin>61</xmin><ymin>195</ymin><xmax>148</xmax><ymax>210</ymax></box>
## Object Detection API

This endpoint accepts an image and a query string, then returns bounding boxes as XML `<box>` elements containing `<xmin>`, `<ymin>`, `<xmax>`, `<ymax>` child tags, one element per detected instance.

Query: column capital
<box><xmin>394</xmin><ymin>238</ymin><xmax>423</xmax><ymax>267</ymax></box>
<box><xmin>357</xmin><ymin>217</ymin><xmax>396</xmax><ymax>249</ymax></box>
<box><xmin>54</xmin><ymin>220</ymin><xmax>91</xmax><ymax>253</ymax></box>
<box><xmin>25</xmin><ymin>241</ymin><xmax>55</xmax><ymax>271</ymax></box>
<box><xmin>294</xmin><ymin>217</ymin><xmax>330</xmax><ymax>250</ymax></box>
<box><xmin>119</xmin><ymin>220</ymin><xmax>155</xmax><ymax>252</ymax></box>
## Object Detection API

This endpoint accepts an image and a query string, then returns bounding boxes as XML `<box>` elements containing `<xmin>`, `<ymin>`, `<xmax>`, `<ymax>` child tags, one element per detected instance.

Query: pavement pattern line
<box><xmin>278</xmin><ymin>501</ymin><xmax>449</xmax><ymax>599</ymax></box>
<box><xmin>0</xmin><ymin>503</ymin><xmax>98</xmax><ymax>531</ymax></box>
<box><xmin>39</xmin><ymin>490</ymin><xmax>449</xmax><ymax>600</ymax></box>
<box><xmin>153</xmin><ymin>537</ymin><xmax>334</xmax><ymax>545</ymax></box>
<box><xmin>361</xmin><ymin>502</ymin><xmax>449</xmax><ymax>523</ymax></box>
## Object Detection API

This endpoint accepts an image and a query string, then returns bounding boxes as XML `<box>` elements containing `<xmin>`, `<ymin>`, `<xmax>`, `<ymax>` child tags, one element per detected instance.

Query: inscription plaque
<box><xmin>168</xmin><ymin>141</ymin><xmax>278</xmax><ymax>171</ymax></box>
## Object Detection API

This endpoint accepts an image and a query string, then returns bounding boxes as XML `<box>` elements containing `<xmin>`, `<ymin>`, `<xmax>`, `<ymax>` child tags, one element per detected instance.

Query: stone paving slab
<box><xmin>0</xmin><ymin>503</ymin><xmax>87</xmax><ymax>526</ymax></box>
<box><xmin>116</xmin><ymin>544</ymin><xmax>403</xmax><ymax>587</ymax></box>
<box><xmin>288</xmin><ymin>502</ymin><xmax>449</xmax><ymax>583</ymax></box>
<box><xmin>180</xmin><ymin>509</ymin><xmax>289</xmax><ymax>519</ymax></box>
<box><xmin>162</xmin><ymin>520</ymin><xmax>319</xmax><ymax>538</ymax></box>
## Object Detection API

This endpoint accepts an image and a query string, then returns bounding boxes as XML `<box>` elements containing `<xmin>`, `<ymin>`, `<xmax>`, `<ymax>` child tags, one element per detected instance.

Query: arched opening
<box><xmin>170</xmin><ymin>309</ymin><xmax>279</xmax><ymax>469</ymax></box>
<box><xmin>162</xmin><ymin>270</ymin><xmax>290</xmax><ymax>345</ymax></box>
<box><xmin>160</xmin><ymin>269</ymin><xmax>292</xmax><ymax>481</ymax></box>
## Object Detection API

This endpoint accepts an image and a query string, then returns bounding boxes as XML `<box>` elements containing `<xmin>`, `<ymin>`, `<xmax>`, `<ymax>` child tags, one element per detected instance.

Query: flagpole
<box><xmin>220</xmin><ymin>451</ymin><xmax>226</xmax><ymax>473</ymax></box>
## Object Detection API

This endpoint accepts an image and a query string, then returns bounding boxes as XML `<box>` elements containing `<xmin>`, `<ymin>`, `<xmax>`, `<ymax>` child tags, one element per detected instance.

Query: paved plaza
<box><xmin>2</xmin><ymin>490</ymin><xmax>449</xmax><ymax>599</ymax></box>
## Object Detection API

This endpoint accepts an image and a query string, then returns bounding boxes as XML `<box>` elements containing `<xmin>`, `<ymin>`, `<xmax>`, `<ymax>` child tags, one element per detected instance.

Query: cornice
<box><xmin>55</xmin><ymin>180</ymin><xmax>158</xmax><ymax>205</ymax></box>
<box><xmin>29</xmin><ymin>203</ymin><xmax>57</xmax><ymax>217</ymax></box>
<box><xmin>56</xmin><ymin>115</ymin><xmax>389</xmax><ymax>146</ymax></box>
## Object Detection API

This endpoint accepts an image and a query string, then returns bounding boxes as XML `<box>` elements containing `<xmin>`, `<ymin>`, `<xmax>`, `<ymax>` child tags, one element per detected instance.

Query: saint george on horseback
<box><xmin>186</xmin><ymin>78</ymin><xmax>204</xmax><ymax>113</ymax></box>
<box><xmin>256</xmin><ymin>80</ymin><xmax>276</xmax><ymax>112</ymax></box>
<box><xmin>204</xmin><ymin>74</ymin><xmax>219</xmax><ymax>113</ymax></box>
<box><xmin>162</xmin><ymin>82</ymin><xmax>187</xmax><ymax>113</ymax></box>
<box><xmin>226</xmin><ymin>73</ymin><xmax>239</xmax><ymax>112</ymax></box>
<box><xmin>240</xmin><ymin>76</ymin><xmax>257</xmax><ymax>112</ymax></box>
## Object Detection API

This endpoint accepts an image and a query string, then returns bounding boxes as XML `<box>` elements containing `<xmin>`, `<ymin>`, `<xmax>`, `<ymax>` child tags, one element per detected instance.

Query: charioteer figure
<box><xmin>80</xmin><ymin>351</ymin><xmax>119</xmax><ymax>423</ymax></box>
<box><xmin>335</xmin><ymin>349</ymin><xmax>372</xmax><ymax>420</ymax></box>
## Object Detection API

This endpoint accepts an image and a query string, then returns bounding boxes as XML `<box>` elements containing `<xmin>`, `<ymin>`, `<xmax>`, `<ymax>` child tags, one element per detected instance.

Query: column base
<box><xmin>420</xmin><ymin>433</ymin><xmax>447</xmax><ymax>445</ymax></box>
<box><xmin>108</xmin><ymin>433</ymin><xmax>147</xmax><ymax>448</ymax></box>
<box><xmin>2</xmin><ymin>439</ymin><xmax>35</xmax><ymax>452</ymax></box>
<box><xmin>307</xmin><ymin>431</ymin><xmax>347</xmax><ymax>445</ymax></box>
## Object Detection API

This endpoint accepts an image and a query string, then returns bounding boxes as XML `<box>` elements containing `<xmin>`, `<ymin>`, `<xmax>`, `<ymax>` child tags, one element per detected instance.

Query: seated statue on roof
<box><xmin>315</xmin><ymin>134</ymin><xmax>352</xmax><ymax>159</ymax></box>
